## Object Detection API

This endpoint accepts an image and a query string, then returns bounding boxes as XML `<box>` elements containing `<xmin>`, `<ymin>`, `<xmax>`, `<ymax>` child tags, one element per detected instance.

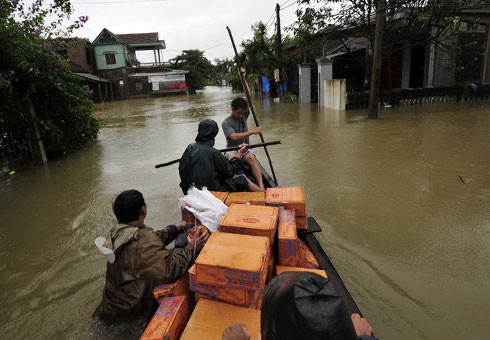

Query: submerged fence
<box><xmin>0</xmin><ymin>131</ymin><xmax>34</xmax><ymax>176</ymax></box>
<box><xmin>346</xmin><ymin>85</ymin><xmax>490</xmax><ymax>110</ymax></box>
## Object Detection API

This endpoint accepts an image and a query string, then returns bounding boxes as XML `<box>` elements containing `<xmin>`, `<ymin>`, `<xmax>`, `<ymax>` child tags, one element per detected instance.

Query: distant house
<box><xmin>292</xmin><ymin>5</ymin><xmax>490</xmax><ymax>105</ymax></box>
<box><xmin>64</xmin><ymin>38</ymin><xmax>112</xmax><ymax>103</ymax></box>
<box><xmin>91</xmin><ymin>28</ymin><xmax>188</xmax><ymax>99</ymax></box>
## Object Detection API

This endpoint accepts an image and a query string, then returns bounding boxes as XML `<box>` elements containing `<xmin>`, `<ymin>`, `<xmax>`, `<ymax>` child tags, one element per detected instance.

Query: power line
<box><xmin>281</xmin><ymin>2</ymin><xmax>296</xmax><ymax>11</ymax></box>
<box><xmin>280</xmin><ymin>0</ymin><xmax>294</xmax><ymax>7</ymax></box>
<box><xmin>72</xmin><ymin>0</ymin><xmax>171</xmax><ymax>4</ymax></box>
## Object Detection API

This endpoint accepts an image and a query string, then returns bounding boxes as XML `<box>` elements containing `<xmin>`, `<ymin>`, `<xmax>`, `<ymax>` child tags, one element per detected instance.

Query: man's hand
<box><xmin>351</xmin><ymin>313</ymin><xmax>373</xmax><ymax>336</ymax></box>
<box><xmin>237</xmin><ymin>144</ymin><xmax>248</xmax><ymax>157</ymax></box>
<box><xmin>249</xmin><ymin>127</ymin><xmax>262</xmax><ymax>135</ymax></box>
<box><xmin>186</xmin><ymin>227</ymin><xmax>210</xmax><ymax>252</ymax></box>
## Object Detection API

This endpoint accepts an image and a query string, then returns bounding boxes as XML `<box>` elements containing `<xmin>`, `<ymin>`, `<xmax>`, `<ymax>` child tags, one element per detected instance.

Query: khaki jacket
<box><xmin>95</xmin><ymin>224</ymin><xmax>194</xmax><ymax>322</ymax></box>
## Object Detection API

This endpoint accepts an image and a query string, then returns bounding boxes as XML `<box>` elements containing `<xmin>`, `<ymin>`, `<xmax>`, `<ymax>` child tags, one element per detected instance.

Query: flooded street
<box><xmin>1</xmin><ymin>87</ymin><xmax>489</xmax><ymax>339</ymax></box>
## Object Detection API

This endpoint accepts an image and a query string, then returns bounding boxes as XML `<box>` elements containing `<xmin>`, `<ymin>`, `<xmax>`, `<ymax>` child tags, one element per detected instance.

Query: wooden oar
<box><xmin>154</xmin><ymin>140</ymin><xmax>281</xmax><ymax>168</ymax></box>
<box><xmin>226</xmin><ymin>26</ymin><xmax>279</xmax><ymax>185</ymax></box>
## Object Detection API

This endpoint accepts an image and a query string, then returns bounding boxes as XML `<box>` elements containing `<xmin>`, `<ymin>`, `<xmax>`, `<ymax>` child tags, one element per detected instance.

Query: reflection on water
<box><xmin>1</xmin><ymin>87</ymin><xmax>489</xmax><ymax>339</ymax></box>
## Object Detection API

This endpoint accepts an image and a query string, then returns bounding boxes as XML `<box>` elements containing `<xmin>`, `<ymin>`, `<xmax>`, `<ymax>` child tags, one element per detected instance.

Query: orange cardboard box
<box><xmin>276</xmin><ymin>265</ymin><xmax>327</xmax><ymax>278</ymax></box>
<box><xmin>278</xmin><ymin>209</ymin><xmax>298</xmax><ymax>267</ymax></box>
<box><xmin>140</xmin><ymin>295</ymin><xmax>190</xmax><ymax>340</ymax></box>
<box><xmin>194</xmin><ymin>232</ymin><xmax>270</xmax><ymax>291</ymax></box>
<box><xmin>210</xmin><ymin>191</ymin><xmax>229</xmax><ymax>202</ymax></box>
<box><xmin>297</xmin><ymin>239</ymin><xmax>320</xmax><ymax>269</ymax></box>
<box><xmin>152</xmin><ymin>274</ymin><xmax>190</xmax><ymax>303</ymax></box>
<box><xmin>188</xmin><ymin>265</ymin><xmax>260</xmax><ymax>307</ymax></box>
<box><xmin>265</xmin><ymin>187</ymin><xmax>306</xmax><ymax>216</ymax></box>
<box><xmin>181</xmin><ymin>203</ymin><xmax>196</xmax><ymax>224</ymax></box>
<box><xmin>222</xmin><ymin>203</ymin><xmax>279</xmax><ymax>217</ymax></box>
<box><xmin>225</xmin><ymin>192</ymin><xmax>265</xmax><ymax>206</ymax></box>
<box><xmin>180</xmin><ymin>299</ymin><xmax>261</xmax><ymax>340</ymax></box>
<box><xmin>219</xmin><ymin>203</ymin><xmax>279</xmax><ymax>243</ymax></box>
<box><xmin>194</xmin><ymin>289</ymin><xmax>262</xmax><ymax>309</ymax></box>
<box><xmin>295</xmin><ymin>215</ymin><xmax>308</xmax><ymax>230</ymax></box>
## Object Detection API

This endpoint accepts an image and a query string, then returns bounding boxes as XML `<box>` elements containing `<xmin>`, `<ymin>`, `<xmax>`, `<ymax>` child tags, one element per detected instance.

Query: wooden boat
<box><xmin>259</xmin><ymin>163</ymin><xmax>362</xmax><ymax>316</ymax></box>
<box><xmin>140</xmin><ymin>164</ymin><xmax>363</xmax><ymax>339</ymax></box>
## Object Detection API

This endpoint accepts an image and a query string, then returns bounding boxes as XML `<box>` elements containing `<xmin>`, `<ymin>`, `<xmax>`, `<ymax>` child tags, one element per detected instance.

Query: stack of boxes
<box><xmin>191</xmin><ymin>232</ymin><xmax>269</xmax><ymax>307</ymax></box>
<box><xmin>141</xmin><ymin>186</ymin><xmax>325</xmax><ymax>339</ymax></box>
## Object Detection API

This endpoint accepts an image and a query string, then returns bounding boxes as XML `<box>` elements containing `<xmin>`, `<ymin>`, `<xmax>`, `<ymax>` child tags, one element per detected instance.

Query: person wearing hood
<box><xmin>179</xmin><ymin>119</ymin><xmax>262</xmax><ymax>194</ymax></box>
<box><xmin>93</xmin><ymin>189</ymin><xmax>209</xmax><ymax>323</ymax></box>
<box><xmin>222</xmin><ymin>272</ymin><xmax>377</xmax><ymax>340</ymax></box>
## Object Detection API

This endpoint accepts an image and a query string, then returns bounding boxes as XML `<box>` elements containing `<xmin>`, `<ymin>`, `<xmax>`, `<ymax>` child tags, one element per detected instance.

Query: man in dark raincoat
<box><xmin>93</xmin><ymin>189</ymin><xmax>209</xmax><ymax>323</ymax></box>
<box><xmin>179</xmin><ymin>119</ymin><xmax>262</xmax><ymax>195</ymax></box>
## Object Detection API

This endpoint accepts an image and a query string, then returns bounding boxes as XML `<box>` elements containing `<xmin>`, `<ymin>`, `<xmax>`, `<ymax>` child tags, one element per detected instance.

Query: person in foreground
<box><xmin>222</xmin><ymin>271</ymin><xmax>376</xmax><ymax>340</ymax></box>
<box><xmin>93</xmin><ymin>189</ymin><xmax>209</xmax><ymax>323</ymax></box>
<box><xmin>179</xmin><ymin>118</ymin><xmax>262</xmax><ymax>194</ymax></box>
<box><xmin>222</xmin><ymin>96</ymin><xmax>265</xmax><ymax>191</ymax></box>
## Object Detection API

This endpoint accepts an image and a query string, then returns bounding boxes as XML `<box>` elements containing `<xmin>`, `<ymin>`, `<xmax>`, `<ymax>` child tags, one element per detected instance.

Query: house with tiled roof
<box><xmin>92</xmin><ymin>28</ymin><xmax>187</xmax><ymax>99</ymax></box>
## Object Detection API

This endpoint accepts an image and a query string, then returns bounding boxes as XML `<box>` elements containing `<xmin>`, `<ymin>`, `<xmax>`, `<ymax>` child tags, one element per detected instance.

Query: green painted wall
<box><xmin>94</xmin><ymin>44</ymin><xmax>127</xmax><ymax>70</ymax></box>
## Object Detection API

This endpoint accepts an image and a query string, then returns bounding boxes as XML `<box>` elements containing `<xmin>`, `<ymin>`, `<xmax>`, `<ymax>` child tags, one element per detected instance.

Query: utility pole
<box><xmin>276</xmin><ymin>3</ymin><xmax>284</xmax><ymax>97</ymax></box>
<box><xmin>368</xmin><ymin>0</ymin><xmax>386</xmax><ymax>119</ymax></box>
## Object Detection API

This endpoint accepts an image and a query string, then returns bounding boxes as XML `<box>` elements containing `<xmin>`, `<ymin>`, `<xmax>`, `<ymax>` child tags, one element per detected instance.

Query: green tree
<box><xmin>240</xmin><ymin>22</ymin><xmax>276</xmax><ymax>76</ymax></box>
<box><xmin>230</xmin><ymin>22</ymin><xmax>278</xmax><ymax>93</ymax></box>
<box><xmin>213</xmin><ymin>57</ymin><xmax>234</xmax><ymax>87</ymax></box>
<box><xmin>0</xmin><ymin>0</ymin><xmax>98</xmax><ymax>160</ymax></box>
<box><xmin>169</xmin><ymin>50</ymin><xmax>214</xmax><ymax>94</ymax></box>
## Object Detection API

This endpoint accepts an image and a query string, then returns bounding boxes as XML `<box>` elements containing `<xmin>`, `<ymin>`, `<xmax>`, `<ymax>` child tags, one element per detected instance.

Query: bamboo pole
<box><xmin>226</xmin><ymin>26</ymin><xmax>279</xmax><ymax>185</ymax></box>
<box><xmin>155</xmin><ymin>140</ymin><xmax>281</xmax><ymax>168</ymax></box>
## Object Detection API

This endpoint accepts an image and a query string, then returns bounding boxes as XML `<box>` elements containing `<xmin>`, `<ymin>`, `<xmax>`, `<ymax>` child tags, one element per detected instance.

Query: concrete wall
<box><xmin>317</xmin><ymin>59</ymin><xmax>333</xmax><ymax>108</ymax></box>
<box><xmin>298</xmin><ymin>64</ymin><xmax>311</xmax><ymax>103</ymax></box>
<box><xmin>323</xmin><ymin>79</ymin><xmax>346</xmax><ymax>110</ymax></box>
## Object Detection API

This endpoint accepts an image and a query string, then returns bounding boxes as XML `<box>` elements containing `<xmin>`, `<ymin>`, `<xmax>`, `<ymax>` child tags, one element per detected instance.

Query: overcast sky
<box><xmin>63</xmin><ymin>0</ymin><xmax>299</xmax><ymax>63</ymax></box>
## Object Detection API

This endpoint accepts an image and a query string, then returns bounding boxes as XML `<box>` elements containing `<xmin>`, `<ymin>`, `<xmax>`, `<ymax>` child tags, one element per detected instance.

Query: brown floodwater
<box><xmin>1</xmin><ymin>86</ymin><xmax>489</xmax><ymax>339</ymax></box>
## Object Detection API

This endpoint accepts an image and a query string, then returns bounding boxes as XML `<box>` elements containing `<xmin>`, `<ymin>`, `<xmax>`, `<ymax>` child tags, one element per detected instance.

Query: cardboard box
<box><xmin>225</xmin><ymin>192</ymin><xmax>265</xmax><ymax>206</ymax></box>
<box><xmin>265</xmin><ymin>187</ymin><xmax>306</xmax><ymax>216</ymax></box>
<box><xmin>276</xmin><ymin>265</ymin><xmax>327</xmax><ymax>278</ymax></box>
<box><xmin>210</xmin><ymin>191</ymin><xmax>229</xmax><ymax>202</ymax></box>
<box><xmin>181</xmin><ymin>203</ymin><xmax>196</xmax><ymax>224</ymax></box>
<box><xmin>219</xmin><ymin>204</ymin><xmax>279</xmax><ymax>243</ymax></box>
<box><xmin>277</xmin><ymin>209</ymin><xmax>298</xmax><ymax>267</ymax></box>
<box><xmin>295</xmin><ymin>215</ymin><xmax>308</xmax><ymax>230</ymax></box>
<box><xmin>153</xmin><ymin>274</ymin><xmax>190</xmax><ymax>303</ymax></box>
<box><xmin>140</xmin><ymin>295</ymin><xmax>190</xmax><ymax>340</ymax></box>
<box><xmin>194</xmin><ymin>289</ymin><xmax>262</xmax><ymax>310</ymax></box>
<box><xmin>188</xmin><ymin>265</ymin><xmax>260</xmax><ymax>307</ymax></box>
<box><xmin>297</xmin><ymin>239</ymin><xmax>320</xmax><ymax>269</ymax></box>
<box><xmin>194</xmin><ymin>232</ymin><xmax>270</xmax><ymax>291</ymax></box>
<box><xmin>180</xmin><ymin>299</ymin><xmax>261</xmax><ymax>340</ymax></box>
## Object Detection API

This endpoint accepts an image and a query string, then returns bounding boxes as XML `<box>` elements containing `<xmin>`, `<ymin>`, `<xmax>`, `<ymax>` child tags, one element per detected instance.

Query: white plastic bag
<box><xmin>180</xmin><ymin>187</ymin><xmax>228</xmax><ymax>232</ymax></box>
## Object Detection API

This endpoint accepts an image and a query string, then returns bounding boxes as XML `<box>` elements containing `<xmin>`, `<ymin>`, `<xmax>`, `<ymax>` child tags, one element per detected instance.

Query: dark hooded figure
<box><xmin>179</xmin><ymin>119</ymin><xmax>259</xmax><ymax>194</ymax></box>
<box><xmin>260</xmin><ymin>272</ymin><xmax>376</xmax><ymax>340</ymax></box>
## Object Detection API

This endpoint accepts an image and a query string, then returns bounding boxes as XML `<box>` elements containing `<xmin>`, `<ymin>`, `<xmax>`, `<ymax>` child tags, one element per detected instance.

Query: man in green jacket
<box><xmin>93</xmin><ymin>189</ymin><xmax>209</xmax><ymax>322</ymax></box>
